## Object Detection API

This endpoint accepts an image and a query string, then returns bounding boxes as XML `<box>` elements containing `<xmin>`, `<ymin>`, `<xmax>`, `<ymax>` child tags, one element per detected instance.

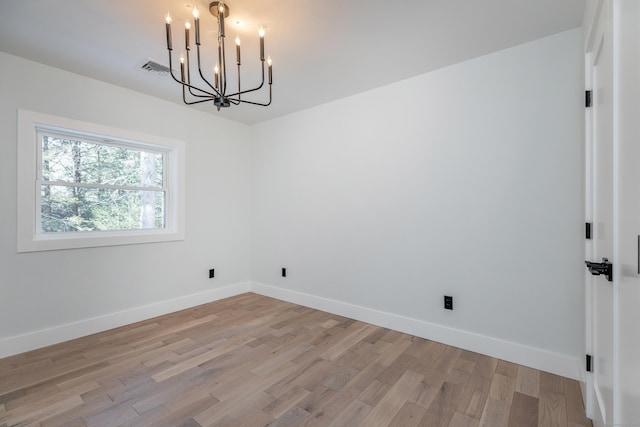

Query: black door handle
<box><xmin>585</xmin><ymin>258</ymin><xmax>613</xmax><ymax>282</ymax></box>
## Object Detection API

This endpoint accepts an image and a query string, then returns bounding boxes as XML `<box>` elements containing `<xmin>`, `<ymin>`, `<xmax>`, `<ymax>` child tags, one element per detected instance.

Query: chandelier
<box><xmin>164</xmin><ymin>1</ymin><xmax>272</xmax><ymax>110</ymax></box>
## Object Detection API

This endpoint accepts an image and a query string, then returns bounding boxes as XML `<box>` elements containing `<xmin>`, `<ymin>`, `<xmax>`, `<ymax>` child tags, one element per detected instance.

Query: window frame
<box><xmin>17</xmin><ymin>109</ymin><xmax>186</xmax><ymax>252</ymax></box>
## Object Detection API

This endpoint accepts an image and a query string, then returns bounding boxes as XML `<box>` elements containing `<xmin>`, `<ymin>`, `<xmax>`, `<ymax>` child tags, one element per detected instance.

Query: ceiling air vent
<box><xmin>140</xmin><ymin>59</ymin><xmax>170</xmax><ymax>76</ymax></box>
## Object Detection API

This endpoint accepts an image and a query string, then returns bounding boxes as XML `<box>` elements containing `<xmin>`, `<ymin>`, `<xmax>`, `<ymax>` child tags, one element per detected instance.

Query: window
<box><xmin>18</xmin><ymin>110</ymin><xmax>185</xmax><ymax>252</ymax></box>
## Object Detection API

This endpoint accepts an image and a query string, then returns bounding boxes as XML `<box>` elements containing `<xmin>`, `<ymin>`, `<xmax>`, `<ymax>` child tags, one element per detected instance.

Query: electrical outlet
<box><xmin>281</xmin><ymin>267</ymin><xmax>287</xmax><ymax>277</ymax></box>
<box><xmin>444</xmin><ymin>295</ymin><xmax>453</xmax><ymax>310</ymax></box>
<box><xmin>209</xmin><ymin>268</ymin><xmax>215</xmax><ymax>279</ymax></box>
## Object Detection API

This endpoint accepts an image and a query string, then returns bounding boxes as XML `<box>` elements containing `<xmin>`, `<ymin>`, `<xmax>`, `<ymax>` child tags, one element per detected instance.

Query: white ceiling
<box><xmin>0</xmin><ymin>0</ymin><xmax>585</xmax><ymax>125</ymax></box>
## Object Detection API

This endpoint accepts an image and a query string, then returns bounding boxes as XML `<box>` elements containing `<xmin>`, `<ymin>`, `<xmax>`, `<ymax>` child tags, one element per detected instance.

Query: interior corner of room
<box><xmin>0</xmin><ymin>0</ymin><xmax>637</xmax><ymax>426</ymax></box>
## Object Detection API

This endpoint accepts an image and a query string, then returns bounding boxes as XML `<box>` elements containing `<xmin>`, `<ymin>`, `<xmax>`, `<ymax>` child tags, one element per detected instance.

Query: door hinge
<box><xmin>586</xmin><ymin>222</ymin><xmax>592</xmax><ymax>239</ymax></box>
<box><xmin>586</xmin><ymin>354</ymin><xmax>593</xmax><ymax>372</ymax></box>
<box><xmin>585</xmin><ymin>90</ymin><xmax>592</xmax><ymax>108</ymax></box>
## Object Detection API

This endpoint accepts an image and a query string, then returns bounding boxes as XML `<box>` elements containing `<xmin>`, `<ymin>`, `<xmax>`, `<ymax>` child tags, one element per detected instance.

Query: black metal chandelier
<box><xmin>164</xmin><ymin>1</ymin><xmax>272</xmax><ymax>110</ymax></box>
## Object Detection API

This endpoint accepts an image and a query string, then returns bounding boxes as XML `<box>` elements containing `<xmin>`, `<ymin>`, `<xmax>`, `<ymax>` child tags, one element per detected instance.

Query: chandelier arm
<box><xmin>186</xmin><ymin>50</ymin><xmax>210</xmax><ymax>98</ymax></box>
<box><xmin>167</xmin><ymin>50</ymin><xmax>191</xmax><ymax>87</ymax></box>
<box><xmin>235</xmin><ymin>84</ymin><xmax>272</xmax><ymax>107</ymax></box>
<box><xmin>185</xmin><ymin>90</ymin><xmax>214</xmax><ymax>99</ymax></box>
<box><xmin>168</xmin><ymin>50</ymin><xmax>217</xmax><ymax>97</ymax></box>
<box><xmin>184</xmin><ymin>85</ymin><xmax>216</xmax><ymax>98</ymax></box>
<box><xmin>237</xmin><ymin>64</ymin><xmax>241</xmax><ymax>102</ymax></box>
<box><xmin>227</xmin><ymin>81</ymin><xmax>264</xmax><ymax>97</ymax></box>
<box><xmin>182</xmin><ymin>83</ymin><xmax>218</xmax><ymax>105</ymax></box>
<box><xmin>179</xmin><ymin>80</ymin><xmax>217</xmax><ymax>97</ymax></box>
<box><xmin>220</xmin><ymin>36</ymin><xmax>228</xmax><ymax>95</ymax></box>
<box><xmin>195</xmin><ymin>45</ymin><xmax>221</xmax><ymax>95</ymax></box>
<box><xmin>225</xmin><ymin>62</ymin><xmax>266</xmax><ymax>98</ymax></box>
<box><xmin>183</xmin><ymin>97</ymin><xmax>219</xmax><ymax>105</ymax></box>
<box><xmin>229</xmin><ymin>63</ymin><xmax>242</xmax><ymax>100</ymax></box>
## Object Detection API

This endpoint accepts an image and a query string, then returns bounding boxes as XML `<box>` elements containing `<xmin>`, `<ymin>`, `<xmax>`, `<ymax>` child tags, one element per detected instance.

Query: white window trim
<box><xmin>17</xmin><ymin>109</ymin><xmax>186</xmax><ymax>252</ymax></box>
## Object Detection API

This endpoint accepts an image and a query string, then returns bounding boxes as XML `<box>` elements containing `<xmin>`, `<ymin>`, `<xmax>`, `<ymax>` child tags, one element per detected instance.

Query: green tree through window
<box><xmin>39</xmin><ymin>133</ymin><xmax>166</xmax><ymax>233</ymax></box>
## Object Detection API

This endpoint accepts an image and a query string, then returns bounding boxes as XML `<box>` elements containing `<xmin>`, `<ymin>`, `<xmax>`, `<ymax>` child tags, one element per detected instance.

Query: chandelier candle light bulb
<box><xmin>165</xmin><ymin>15</ymin><xmax>172</xmax><ymax>50</ymax></box>
<box><xmin>185</xmin><ymin>22</ymin><xmax>190</xmax><ymax>50</ymax></box>
<box><xmin>259</xmin><ymin>28</ymin><xmax>265</xmax><ymax>61</ymax></box>
<box><xmin>218</xmin><ymin>3</ymin><xmax>226</xmax><ymax>36</ymax></box>
<box><xmin>235</xmin><ymin>37</ymin><xmax>241</xmax><ymax>65</ymax></box>
<box><xmin>193</xmin><ymin>8</ymin><xmax>200</xmax><ymax>45</ymax></box>
<box><xmin>164</xmin><ymin>0</ymin><xmax>272</xmax><ymax>110</ymax></box>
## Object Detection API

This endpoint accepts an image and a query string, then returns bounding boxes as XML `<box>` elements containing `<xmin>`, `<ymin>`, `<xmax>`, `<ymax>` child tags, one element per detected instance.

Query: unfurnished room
<box><xmin>0</xmin><ymin>1</ymin><xmax>638</xmax><ymax>426</ymax></box>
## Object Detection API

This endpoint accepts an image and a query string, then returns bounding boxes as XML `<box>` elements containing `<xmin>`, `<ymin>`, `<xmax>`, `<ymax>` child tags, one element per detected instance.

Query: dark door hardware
<box><xmin>585</xmin><ymin>258</ymin><xmax>613</xmax><ymax>282</ymax></box>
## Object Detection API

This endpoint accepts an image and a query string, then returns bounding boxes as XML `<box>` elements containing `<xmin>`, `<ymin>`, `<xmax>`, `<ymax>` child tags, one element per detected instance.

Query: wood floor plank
<box><xmin>495</xmin><ymin>360</ymin><xmax>520</xmax><ymax>378</ymax></box>
<box><xmin>263</xmin><ymin>386</ymin><xmax>310</xmax><ymax>418</ymax></box>
<box><xmin>479</xmin><ymin>398</ymin><xmax>511</xmax><ymax>427</ymax></box>
<box><xmin>300</xmin><ymin>360</ymin><xmax>386</xmax><ymax>427</ymax></box>
<box><xmin>0</xmin><ymin>395</ymin><xmax>85</xmax><ymax>426</ymax></box>
<box><xmin>540</xmin><ymin>372</ymin><xmax>566</xmax><ymax>395</ymax></box>
<box><xmin>0</xmin><ymin>293</ymin><xmax>592</xmax><ymax>427</ymax></box>
<box><xmin>508</xmin><ymin>392</ymin><xmax>539</xmax><ymax>427</ymax></box>
<box><xmin>538</xmin><ymin>390</ymin><xmax>568</xmax><ymax>427</ymax></box>
<box><xmin>564</xmin><ymin>378</ymin><xmax>592</xmax><ymax>426</ymax></box>
<box><xmin>489</xmin><ymin>373</ymin><xmax>516</xmax><ymax>404</ymax></box>
<box><xmin>378</xmin><ymin>353</ymin><xmax>419</xmax><ymax>385</ymax></box>
<box><xmin>238</xmin><ymin>410</ymin><xmax>275</xmax><ymax>427</ymax></box>
<box><xmin>321</xmin><ymin>322</ymin><xmax>378</xmax><ymax>361</ymax></box>
<box><xmin>515</xmin><ymin>366</ymin><xmax>540</xmax><ymax>398</ymax></box>
<box><xmin>449</xmin><ymin>411</ymin><xmax>481</xmax><ymax>427</ymax></box>
<box><xmin>409</xmin><ymin>377</ymin><xmax>443</xmax><ymax>409</ymax></box>
<box><xmin>267</xmin><ymin>405</ymin><xmax>310</xmax><ymax>427</ymax></box>
<box><xmin>322</xmin><ymin>364</ymin><xmax>360</xmax><ymax>392</ymax></box>
<box><xmin>456</xmin><ymin>374</ymin><xmax>492</xmax><ymax>420</ymax></box>
<box><xmin>326</xmin><ymin>399</ymin><xmax>372</xmax><ymax>427</ymax></box>
<box><xmin>0</xmin><ymin>381</ymin><xmax>96</xmax><ymax>425</ymax></box>
<box><xmin>251</xmin><ymin>342</ymin><xmax>314</xmax><ymax>377</ymax></box>
<box><xmin>473</xmin><ymin>354</ymin><xmax>498</xmax><ymax>380</ymax></box>
<box><xmin>158</xmin><ymin>395</ymin><xmax>219</xmax><ymax>426</ymax></box>
<box><xmin>358</xmin><ymin>379</ymin><xmax>392</xmax><ymax>407</ymax></box>
<box><xmin>388</xmin><ymin>401</ymin><xmax>428</xmax><ymax>427</ymax></box>
<box><xmin>296</xmin><ymin>385</ymin><xmax>337</xmax><ymax>421</ymax></box>
<box><xmin>359</xmin><ymin>370</ymin><xmax>424</xmax><ymax>426</ymax></box>
<box><xmin>421</xmin><ymin>381</ymin><xmax>465</xmax><ymax>427</ymax></box>
<box><xmin>151</xmin><ymin>336</ymin><xmax>253</xmax><ymax>382</ymax></box>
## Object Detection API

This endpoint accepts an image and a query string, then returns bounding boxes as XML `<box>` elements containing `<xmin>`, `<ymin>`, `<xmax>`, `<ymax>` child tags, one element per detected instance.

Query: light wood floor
<box><xmin>0</xmin><ymin>293</ymin><xmax>592</xmax><ymax>427</ymax></box>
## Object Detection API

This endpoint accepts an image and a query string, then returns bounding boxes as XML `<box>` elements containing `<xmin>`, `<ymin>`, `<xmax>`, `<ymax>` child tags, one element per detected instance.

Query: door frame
<box><xmin>583</xmin><ymin>0</ymin><xmax>621</xmax><ymax>424</ymax></box>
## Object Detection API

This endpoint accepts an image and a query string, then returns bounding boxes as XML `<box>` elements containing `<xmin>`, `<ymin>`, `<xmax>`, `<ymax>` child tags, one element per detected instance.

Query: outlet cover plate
<box><xmin>444</xmin><ymin>295</ymin><xmax>453</xmax><ymax>310</ymax></box>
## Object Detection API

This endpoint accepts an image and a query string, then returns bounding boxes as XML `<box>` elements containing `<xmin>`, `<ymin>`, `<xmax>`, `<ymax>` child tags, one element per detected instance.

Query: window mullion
<box><xmin>39</xmin><ymin>180</ymin><xmax>164</xmax><ymax>193</ymax></box>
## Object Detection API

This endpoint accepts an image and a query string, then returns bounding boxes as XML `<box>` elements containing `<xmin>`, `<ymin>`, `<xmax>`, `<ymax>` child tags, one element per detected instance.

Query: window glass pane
<box><xmin>41</xmin><ymin>136</ymin><xmax>164</xmax><ymax>188</ymax></box>
<box><xmin>40</xmin><ymin>185</ymin><xmax>165</xmax><ymax>232</ymax></box>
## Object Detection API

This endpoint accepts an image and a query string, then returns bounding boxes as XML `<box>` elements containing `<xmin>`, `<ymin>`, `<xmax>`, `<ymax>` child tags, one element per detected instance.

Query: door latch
<box><xmin>585</xmin><ymin>258</ymin><xmax>613</xmax><ymax>282</ymax></box>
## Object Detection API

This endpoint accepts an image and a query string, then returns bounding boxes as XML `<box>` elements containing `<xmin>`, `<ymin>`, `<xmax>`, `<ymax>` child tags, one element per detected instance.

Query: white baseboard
<box><xmin>0</xmin><ymin>281</ymin><xmax>583</xmax><ymax>382</ymax></box>
<box><xmin>0</xmin><ymin>282</ymin><xmax>250</xmax><ymax>359</ymax></box>
<box><xmin>249</xmin><ymin>282</ymin><xmax>583</xmax><ymax>381</ymax></box>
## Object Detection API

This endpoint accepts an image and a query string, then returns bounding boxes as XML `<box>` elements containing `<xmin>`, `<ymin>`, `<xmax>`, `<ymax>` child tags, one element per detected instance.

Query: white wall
<box><xmin>251</xmin><ymin>29</ymin><xmax>584</xmax><ymax>374</ymax></box>
<box><xmin>0</xmin><ymin>29</ymin><xmax>586</xmax><ymax>379</ymax></box>
<box><xmin>0</xmin><ymin>52</ymin><xmax>252</xmax><ymax>356</ymax></box>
